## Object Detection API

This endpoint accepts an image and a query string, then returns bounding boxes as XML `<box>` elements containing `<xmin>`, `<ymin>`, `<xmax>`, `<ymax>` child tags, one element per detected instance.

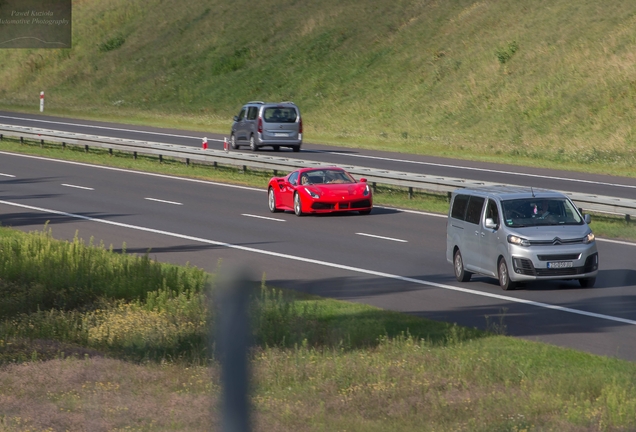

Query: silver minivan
<box><xmin>230</xmin><ymin>101</ymin><xmax>302</xmax><ymax>152</ymax></box>
<box><xmin>446</xmin><ymin>185</ymin><xmax>599</xmax><ymax>290</ymax></box>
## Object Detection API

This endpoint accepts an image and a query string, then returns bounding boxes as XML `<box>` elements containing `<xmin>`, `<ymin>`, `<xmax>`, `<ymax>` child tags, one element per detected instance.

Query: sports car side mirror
<box><xmin>360</xmin><ymin>178</ymin><xmax>367</xmax><ymax>182</ymax></box>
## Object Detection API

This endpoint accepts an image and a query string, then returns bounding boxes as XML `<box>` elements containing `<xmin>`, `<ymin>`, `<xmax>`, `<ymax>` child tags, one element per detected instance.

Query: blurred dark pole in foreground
<box><xmin>215</xmin><ymin>266</ymin><xmax>254</xmax><ymax>432</ymax></box>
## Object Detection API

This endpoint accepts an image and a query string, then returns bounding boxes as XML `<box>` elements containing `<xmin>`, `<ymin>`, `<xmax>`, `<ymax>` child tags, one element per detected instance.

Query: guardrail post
<box><xmin>273</xmin><ymin>169</ymin><xmax>278</xmax><ymax>177</ymax></box>
<box><xmin>133</xmin><ymin>151</ymin><xmax>137</xmax><ymax>160</ymax></box>
<box><xmin>0</xmin><ymin>133</ymin><xmax>3</xmax><ymax>141</ymax></box>
<box><xmin>40</xmin><ymin>139</ymin><xmax>44</xmax><ymax>148</ymax></box>
<box><xmin>84</xmin><ymin>145</ymin><xmax>89</xmax><ymax>153</ymax></box>
<box><xmin>447</xmin><ymin>192</ymin><xmax>452</xmax><ymax>202</ymax></box>
<box><xmin>372</xmin><ymin>182</ymin><xmax>376</xmax><ymax>192</ymax></box>
<box><xmin>243</xmin><ymin>165</ymin><xmax>247</xmax><ymax>174</ymax></box>
<box><xmin>214</xmin><ymin>161</ymin><xmax>218</xmax><ymax>169</ymax></box>
<box><xmin>62</xmin><ymin>142</ymin><xmax>66</xmax><ymax>149</ymax></box>
<box><xmin>186</xmin><ymin>158</ymin><xmax>190</xmax><ymax>166</ymax></box>
<box><xmin>627</xmin><ymin>214</ymin><xmax>631</xmax><ymax>223</ymax></box>
<box><xmin>20</xmin><ymin>136</ymin><xmax>23</xmax><ymax>144</ymax></box>
<box><xmin>408</xmin><ymin>187</ymin><xmax>413</xmax><ymax>200</ymax></box>
<box><xmin>159</xmin><ymin>154</ymin><xmax>163</xmax><ymax>163</ymax></box>
<box><xmin>109</xmin><ymin>148</ymin><xmax>113</xmax><ymax>156</ymax></box>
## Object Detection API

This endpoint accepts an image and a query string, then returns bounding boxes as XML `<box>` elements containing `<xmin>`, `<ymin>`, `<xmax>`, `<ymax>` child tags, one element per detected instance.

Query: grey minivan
<box><xmin>230</xmin><ymin>101</ymin><xmax>302</xmax><ymax>152</ymax></box>
<box><xmin>446</xmin><ymin>185</ymin><xmax>599</xmax><ymax>290</ymax></box>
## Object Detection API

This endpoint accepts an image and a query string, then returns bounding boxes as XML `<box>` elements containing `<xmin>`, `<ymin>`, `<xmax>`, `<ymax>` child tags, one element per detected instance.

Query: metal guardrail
<box><xmin>1</xmin><ymin>123</ymin><xmax>635</xmax><ymax>219</ymax></box>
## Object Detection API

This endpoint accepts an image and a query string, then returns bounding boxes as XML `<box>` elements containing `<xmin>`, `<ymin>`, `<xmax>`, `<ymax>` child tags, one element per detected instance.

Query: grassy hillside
<box><xmin>2</xmin><ymin>0</ymin><xmax>636</xmax><ymax>174</ymax></box>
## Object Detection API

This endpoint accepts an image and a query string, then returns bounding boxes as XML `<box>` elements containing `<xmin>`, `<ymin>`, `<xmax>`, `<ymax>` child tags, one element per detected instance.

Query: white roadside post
<box><xmin>39</xmin><ymin>91</ymin><xmax>44</xmax><ymax>112</ymax></box>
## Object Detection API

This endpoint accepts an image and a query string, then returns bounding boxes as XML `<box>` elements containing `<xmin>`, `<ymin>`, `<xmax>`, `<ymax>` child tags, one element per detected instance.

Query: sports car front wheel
<box><xmin>268</xmin><ymin>188</ymin><xmax>281</xmax><ymax>213</ymax></box>
<box><xmin>294</xmin><ymin>192</ymin><xmax>304</xmax><ymax>216</ymax></box>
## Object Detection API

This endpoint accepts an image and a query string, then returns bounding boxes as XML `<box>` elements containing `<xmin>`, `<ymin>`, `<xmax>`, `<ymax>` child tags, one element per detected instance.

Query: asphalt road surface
<box><xmin>1</xmin><ymin>149</ymin><xmax>635</xmax><ymax>361</ymax></box>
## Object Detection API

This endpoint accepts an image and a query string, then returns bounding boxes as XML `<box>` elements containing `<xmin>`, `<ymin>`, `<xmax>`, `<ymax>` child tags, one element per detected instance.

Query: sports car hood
<box><xmin>313</xmin><ymin>184</ymin><xmax>363</xmax><ymax>197</ymax></box>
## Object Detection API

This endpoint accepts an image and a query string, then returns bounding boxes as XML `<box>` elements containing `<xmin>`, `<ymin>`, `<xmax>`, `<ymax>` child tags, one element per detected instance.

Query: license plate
<box><xmin>547</xmin><ymin>261</ymin><xmax>573</xmax><ymax>269</ymax></box>
<box><xmin>273</xmin><ymin>133</ymin><xmax>288</xmax><ymax>137</ymax></box>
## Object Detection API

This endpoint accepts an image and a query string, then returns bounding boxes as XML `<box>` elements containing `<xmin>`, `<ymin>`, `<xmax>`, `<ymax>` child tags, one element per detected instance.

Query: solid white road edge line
<box><xmin>356</xmin><ymin>232</ymin><xmax>408</xmax><ymax>243</ymax></box>
<box><xmin>0</xmin><ymin>115</ymin><xmax>220</xmax><ymax>141</ymax></box>
<box><xmin>61</xmin><ymin>183</ymin><xmax>94</xmax><ymax>190</ymax></box>
<box><xmin>145</xmin><ymin>197</ymin><xmax>183</xmax><ymax>206</ymax></box>
<box><xmin>242</xmin><ymin>214</ymin><xmax>286</xmax><ymax>222</ymax></box>
<box><xmin>0</xmin><ymin>173</ymin><xmax>16</xmax><ymax>177</ymax></box>
<box><xmin>1</xmin><ymin>198</ymin><xmax>635</xmax><ymax>326</ymax></box>
<box><xmin>1</xmin><ymin>151</ymin><xmax>635</xmax><ymax>246</ymax></box>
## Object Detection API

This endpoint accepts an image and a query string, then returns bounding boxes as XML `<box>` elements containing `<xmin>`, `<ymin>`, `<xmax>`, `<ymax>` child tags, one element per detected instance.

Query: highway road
<box><xmin>1</xmin><ymin>148</ymin><xmax>635</xmax><ymax>361</ymax></box>
<box><xmin>3</xmin><ymin>110</ymin><xmax>636</xmax><ymax>200</ymax></box>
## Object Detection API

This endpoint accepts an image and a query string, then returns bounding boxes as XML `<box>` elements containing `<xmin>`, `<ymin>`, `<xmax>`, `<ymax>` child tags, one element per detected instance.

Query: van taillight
<box><xmin>257</xmin><ymin>117</ymin><xmax>263</xmax><ymax>134</ymax></box>
<box><xmin>299</xmin><ymin>117</ymin><xmax>303</xmax><ymax>134</ymax></box>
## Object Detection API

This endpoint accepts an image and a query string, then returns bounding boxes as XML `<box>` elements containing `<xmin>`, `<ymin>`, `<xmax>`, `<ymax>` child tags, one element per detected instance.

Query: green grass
<box><xmin>1</xmin><ymin>226</ymin><xmax>636</xmax><ymax>431</ymax></box>
<box><xmin>2</xmin><ymin>0</ymin><xmax>636</xmax><ymax>177</ymax></box>
<box><xmin>2</xmin><ymin>136</ymin><xmax>635</xmax><ymax>243</ymax></box>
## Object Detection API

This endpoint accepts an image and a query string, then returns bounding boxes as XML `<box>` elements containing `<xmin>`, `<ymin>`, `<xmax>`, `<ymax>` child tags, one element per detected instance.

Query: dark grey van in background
<box><xmin>446</xmin><ymin>186</ymin><xmax>599</xmax><ymax>290</ymax></box>
<box><xmin>230</xmin><ymin>101</ymin><xmax>303</xmax><ymax>152</ymax></box>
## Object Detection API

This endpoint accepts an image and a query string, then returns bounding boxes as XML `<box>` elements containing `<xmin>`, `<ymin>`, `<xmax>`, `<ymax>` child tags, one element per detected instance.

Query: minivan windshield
<box><xmin>501</xmin><ymin>198</ymin><xmax>583</xmax><ymax>227</ymax></box>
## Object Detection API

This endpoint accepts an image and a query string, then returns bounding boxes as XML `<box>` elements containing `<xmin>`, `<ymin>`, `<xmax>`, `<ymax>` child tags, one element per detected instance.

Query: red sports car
<box><xmin>267</xmin><ymin>167</ymin><xmax>373</xmax><ymax>216</ymax></box>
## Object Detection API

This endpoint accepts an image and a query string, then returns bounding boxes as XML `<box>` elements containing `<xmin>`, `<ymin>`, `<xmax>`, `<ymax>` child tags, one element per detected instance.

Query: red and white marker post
<box><xmin>40</xmin><ymin>91</ymin><xmax>44</xmax><ymax>112</ymax></box>
<box><xmin>202</xmin><ymin>137</ymin><xmax>208</xmax><ymax>150</ymax></box>
<box><xmin>223</xmin><ymin>137</ymin><xmax>229</xmax><ymax>153</ymax></box>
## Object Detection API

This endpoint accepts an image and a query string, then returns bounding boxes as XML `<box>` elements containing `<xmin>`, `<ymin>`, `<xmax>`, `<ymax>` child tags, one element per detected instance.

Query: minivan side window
<box><xmin>237</xmin><ymin>108</ymin><xmax>246</xmax><ymax>121</ymax></box>
<box><xmin>247</xmin><ymin>107</ymin><xmax>258</xmax><ymax>120</ymax></box>
<box><xmin>465</xmin><ymin>196</ymin><xmax>485</xmax><ymax>225</ymax></box>
<box><xmin>451</xmin><ymin>194</ymin><xmax>470</xmax><ymax>220</ymax></box>
<box><xmin>485</xmin><ymin>199</ymin><xmax>499</xmax><ymax>226</ymax></box>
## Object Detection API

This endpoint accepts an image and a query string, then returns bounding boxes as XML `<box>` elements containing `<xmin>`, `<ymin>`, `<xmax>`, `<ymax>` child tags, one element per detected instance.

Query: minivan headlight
<box><xmin>583</xmin><ymin>232</ymin><xmax>595</xmax><ymax>244</ymax></box>
<box><xmin>507</xmin><ymin>235</ymin><xmax>530</xmax><ymax>247</ymax></box>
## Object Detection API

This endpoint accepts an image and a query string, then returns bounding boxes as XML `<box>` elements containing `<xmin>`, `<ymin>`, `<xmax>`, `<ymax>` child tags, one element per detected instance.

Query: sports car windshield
<box><xmin>301</xmin><ymin>169</ymin><xmax>355</xmax><ymax>185</ymax></box>
<box><xmin>502</xmin><ymin>198</ymin><xmax>584</xmax><ymax>227</ymax></box>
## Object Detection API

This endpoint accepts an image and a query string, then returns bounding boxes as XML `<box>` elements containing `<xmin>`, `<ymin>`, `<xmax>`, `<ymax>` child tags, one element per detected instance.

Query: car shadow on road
<box><xmin>472</xmin><ymin>269</ymin><xmax>636</xmax><ymax>291</ymax></box>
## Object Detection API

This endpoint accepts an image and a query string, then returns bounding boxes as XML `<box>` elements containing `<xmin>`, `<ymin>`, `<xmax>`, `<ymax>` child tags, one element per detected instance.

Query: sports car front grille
<box><xmin>311</xmin><ymin>203</ymin><xmax>335</xmax><ymax>210</ymax></box>
<box><xmin>351</xmin><ymin>199</ymin><xmax>371</xmax><ymax>209</ymax></box>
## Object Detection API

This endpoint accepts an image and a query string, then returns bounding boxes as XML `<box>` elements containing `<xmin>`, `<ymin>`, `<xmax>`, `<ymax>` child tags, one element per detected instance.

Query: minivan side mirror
<box><xmin>233</xmin><ymin>116</ymin><xmax>239</xmax><ymax>121</ymax></box>
<box><xmin>485</xmin><ymin>218</ymin><xmax>498</xmax><ymax>229</ymax></box>
<box><xmin>584</xmin><ymin>214</ymin><xmax>591</xmax><ymax>224</ymax></box>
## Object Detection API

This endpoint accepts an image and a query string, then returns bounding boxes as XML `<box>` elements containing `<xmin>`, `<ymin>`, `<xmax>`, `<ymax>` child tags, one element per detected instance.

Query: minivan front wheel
<box><xmin>454</xmin><ymin>249</ymin><xmax>471</xmax><ymax>282</ymax></box>
<box><xmin>230</xmin><ymin>134</ymin><xmax>238</xmax><ymax>150</ymax></box>
<box><xmin>498</xmin><ymin>258</ymin><xmax>516</xmax><ymax>291</ymax></box>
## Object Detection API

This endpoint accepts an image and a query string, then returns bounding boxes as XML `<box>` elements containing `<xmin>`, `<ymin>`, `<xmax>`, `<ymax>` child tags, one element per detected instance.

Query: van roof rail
<box><xmin>247</xmin><ymin>101</ymin><xmax>264</xmax><ymax>104</ymax></box>
<box><xmin>279</xmin><ymin>101</ymin><xmax>295</xmax><ymax>104</ymax></box>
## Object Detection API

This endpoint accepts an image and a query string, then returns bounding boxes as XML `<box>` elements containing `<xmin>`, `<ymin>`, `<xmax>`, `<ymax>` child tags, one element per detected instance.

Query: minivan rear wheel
<box><xmin>249</xmin><ymin>135</ymin><xmax>258</xmax><ymax>151</ymax></box>
<box><xmin>498</xmin><ymin>258</ymin><xmax>516</xmax><ymax>291</ymax></box>
<box><xmin>454</xmin><ymin>249</ymin><xmax>471</xmax><ymax>282</ymax></box>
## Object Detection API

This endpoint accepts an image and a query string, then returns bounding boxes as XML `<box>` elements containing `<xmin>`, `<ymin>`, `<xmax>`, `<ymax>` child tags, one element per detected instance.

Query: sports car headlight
<box><xmin>363</xmin><ymin>184</ymin><xmax>370</xmax><ymax>196</ymax></box>
<box><xmin>304</xmin><ymin>187</ymin><xmax>320</xmax><ymax>199</ymax></box>
<box><xmin>583</xmin><ymin>232</ymin><xmax>595</xmax><ymax>244</ymax></box>
<box><xmin>507</xmin><ymin>235</ymin><xmax>530</xmax><ymax>247</ymax></box>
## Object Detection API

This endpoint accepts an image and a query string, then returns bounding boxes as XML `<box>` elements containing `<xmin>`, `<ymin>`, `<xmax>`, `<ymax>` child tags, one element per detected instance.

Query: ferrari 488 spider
<box><xmin>267</xmin><ymin>167</ymin><xmax>373</xmax><ymax>216</ymax></box>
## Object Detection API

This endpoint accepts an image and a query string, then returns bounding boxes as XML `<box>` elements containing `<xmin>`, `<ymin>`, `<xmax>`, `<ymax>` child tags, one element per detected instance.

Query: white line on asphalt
<box><xmin>242</xmin><ymin>214</ymin><xmax>286</xmax><ymax>222</ymax></box>
<box><xmin>0</xmin><ymin>115</ymin><xmax>222</xmax><ymax>141</ymax></box>
<box><xmin>356</xmin><ymin>232</ymin><xmax>408</xmax><ymax>242</ymax></box>
<box><xmin>145</xmin><ymin>197</ymin><xmax>183</xmax><ymax>205</ymax></box>
<box><xmin>0</xmin><ymin>151</ymin><xmax>263</xmax><ymax>192</ymax></box>
<box><xmin>2</xmin><ymin>198</ymin><xmax>635</xmax><ymax>326</ymax></box>
<box><xmin>61</xmin><ymin>183</ymin><xmax>94</xmax><ymax>190</ymax></box>
<box><xmin>0</xmin><ymin>173</ymin><xmax>15</xmax><ymax>177</ymax></box>
<box><xmin>328</xmin><ymin>152</ymin><xmax>636</xmax><ymax>190</ymax></box>
<box><xmin>2</xmin><ymin>151</ymin><xmax>636</xmax><ymax>248</ymax></box>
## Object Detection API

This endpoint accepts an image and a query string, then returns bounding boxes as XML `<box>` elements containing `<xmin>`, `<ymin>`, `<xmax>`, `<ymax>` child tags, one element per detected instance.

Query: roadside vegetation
<box><xmin>2</xmin><ymin>0</ymin><xmax>636</xmax><ymax>177</ymax></box>
<box><xmin>2</xmin><ymin>136</ymin><xmax>636</xmax><ymax>243</ymax></box>
<box><xmin>1</xmin><ymin>226</ymin><xmax>636</xmax><ymax>431</ymax></box>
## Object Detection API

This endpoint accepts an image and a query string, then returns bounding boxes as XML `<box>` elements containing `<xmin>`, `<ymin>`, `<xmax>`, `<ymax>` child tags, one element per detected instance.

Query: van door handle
<box><xmin>481</xmin><ymin>232</ymin><xmax>486</xmax><ymax>237</ymax></box>
<box><xmin>474</xmin><ymin>230</ymin><xmax>479</xmax><ymax>236</ymax></box>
